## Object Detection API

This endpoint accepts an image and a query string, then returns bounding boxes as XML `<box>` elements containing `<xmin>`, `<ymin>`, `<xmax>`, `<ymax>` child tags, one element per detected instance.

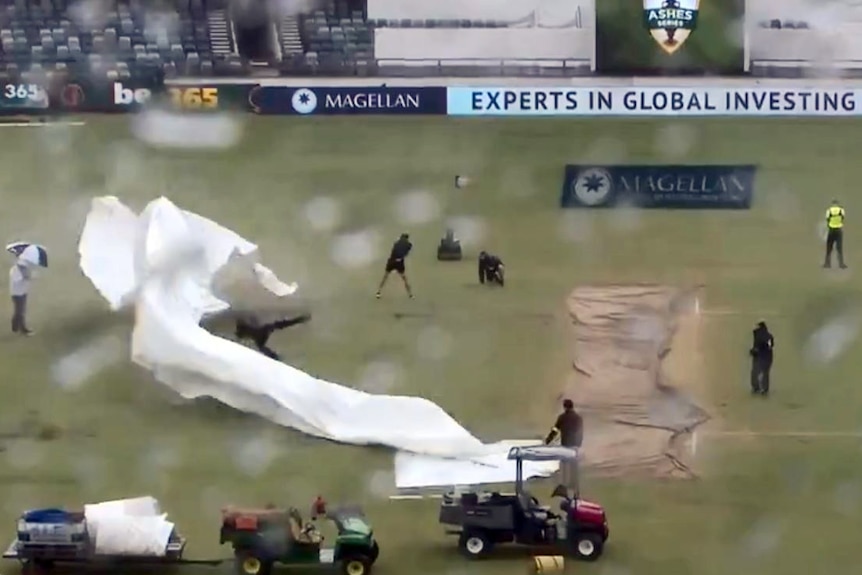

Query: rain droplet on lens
<box><xmin>357</xmin><ymin>360</ymin><xmax>402</xmax><ymax>394</ymax></box>
<box><xmin>740</xmin><ymin>517</ymin><xmax>783</xmax><ymax>558</ymax></box>
<box><xmin>803</xmin><ymin>311</ymin><xmax>861</xmax><ymax>365</ymax></box>
<box><xmin>445</xmin><ymin>216</ymin><xmax>487</xmax><ymax>247</ymax></box>
<box><xmin>557</xmin><ymin>211</ymin><xmax>594</xmax><ymax>243</ymax></box>
<box><xmin>832</xmin><ymin>481</ymin><xmax>861</xmax><ymax>516</ymax></box>
<box><xmin>51</xmin><ymin>334</ymin><xmax>124</xmax><ymax>390</ymax></box>
<box><xmin>230</xmin><ymin>435</ymin><xmax>280</xmax><ymax>477</ymax></box>
<box><xmin>393</xmin><ymin>190</ymin><xmax>441</xmax><ymax>225</ymax></box>
<box><xmin>303</xmin><ymin>196</ymin><xmax>342</xmax><ymax>233</ymax></box>
<box><xmin>366</xmin><ymin>469</ymin><xmax>396</xmax><ymax>499</ymax></box>
<box><xmin>330</xmin><ymin>228</ymin><xmax>380</xmax><ymax>269</ymax></box>
<box><xmin>653</xmin><ymin>123</ymin><xmax>698</xmax><ymax>160</ymax></box>
<box><xmin>5</xmin><ymin>440</ymin><xmax>44</xmax><ymax>471</ymax></box>
<box><xmin>416</xmin><ymin>325</ymin><xmax>453</xmax><ymax>361</ymax></box>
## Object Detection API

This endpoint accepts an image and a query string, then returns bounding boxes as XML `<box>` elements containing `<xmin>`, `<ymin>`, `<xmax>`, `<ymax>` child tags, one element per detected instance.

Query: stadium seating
<box><xmin>747</xmin><ymin>0</ymin><xmax>862</xmax><ymax>77</ymax></box>
<box><xmin>0</xmin><ymin>0</ymin><xmax>245</xmax><ymax>81</ymax></box>
<box><xmin>0</xmin><ymin>0</ymin><xmax>596</xmax><ymax>79</ymax></box>
<box><xmin>287</xmin><ymin>1</ymin><xmax>375</xmax><ymax>76</ymax></box>
<box><xmin>283</xmin><ymin>0</ymin><xmax>593</xmax><ymax>77</ymax></box>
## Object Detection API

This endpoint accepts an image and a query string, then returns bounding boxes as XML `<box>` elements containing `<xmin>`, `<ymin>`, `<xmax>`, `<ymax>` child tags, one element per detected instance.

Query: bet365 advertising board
<box><xmin>596</xmin><ymin>0</ymin><xmax>745</xmax><ymax>75</ymax></box>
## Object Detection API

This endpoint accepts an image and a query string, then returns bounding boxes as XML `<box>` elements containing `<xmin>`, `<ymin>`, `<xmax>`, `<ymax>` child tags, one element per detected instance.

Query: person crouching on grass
<box><xmin>478</xmin><ymin>251</ymin><xmax>505</xmax><ymax>286</ymax></box>
<box><xmin>376</xmin><ymin>233</ymin><xmax>414</xmax><ymax>299</ymax></box>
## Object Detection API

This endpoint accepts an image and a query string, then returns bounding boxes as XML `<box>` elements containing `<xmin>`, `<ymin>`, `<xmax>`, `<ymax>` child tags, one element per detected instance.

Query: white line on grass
<box><xmin>0</xmin><ymin>121</ymin><xmax>86</xmax><ymax>128</ymax></box>
<box><xmin>389</xmin><ymin>494</ymin><xmax>444</xmax><ymax>501</ymax></box>
<box><xmin>703</xmin><ymin>430</ymin><xmax>862</xmax><ymax>438</ymax></box>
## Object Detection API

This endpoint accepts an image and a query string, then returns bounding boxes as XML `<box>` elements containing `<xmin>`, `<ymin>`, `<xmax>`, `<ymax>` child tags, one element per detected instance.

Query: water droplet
<box><xmin>51</xmin><ymin>334</ymin><xmax>124</xmax><ymax>390</ymax></box>
<box><xmin>302</xmin><ymin>196</ymin><xmax>342</xmax><ymax>233</ymax></box>
<box><xmin>230</xmin><ymin>435</ymin><xmax>280</xmax><ymax>477</ymax></box>
<box><xmin>366</xmin><ymin>469</ymin><xmax>396</xmax><ymax>499</ymax></box>
<box><xmin>804</xmin><ymin>311</ymin><xmax>861</xmax><ymax>364</ymax></box>
<box><xmin>357</xmin><ymin>360</ymin><xmax>402</xmax><ymax>394</ymax></box>
<box><xmin>445</xmin><ymin>216</ymin><xmax>487</xmax><ymax>247</ymax></box>
<box><xmin>393</xmin><ymin>190</ymin><xmax>441</xmax><ymax>225</ymax></box>
<box><xmin>557</xmin><ymin>211</ymin><xmax>594</xmax><ymax>243</ymax></box>
<box><xmin>417</xmin><ymin>325</ymin><xmax>453</xmax><ymax>361</ymax></box>
<box><xmin>131</xmin><ymin>111</ymin><xmax>242</xmax><ymax>150</ymax></box>
<box><xmin>330</xmin><ymin>229</ymin><xmax>380</xmax><ymax>269</ymax></box>
<box><xmin>5</xmin><ymin>440</ymin><xmax>44</xmax><ymax>470</ymax></box>
<box><xmin>653</xmin><ymin>123</ymin><xmax>698</xmax><ymax>160</ymax></box>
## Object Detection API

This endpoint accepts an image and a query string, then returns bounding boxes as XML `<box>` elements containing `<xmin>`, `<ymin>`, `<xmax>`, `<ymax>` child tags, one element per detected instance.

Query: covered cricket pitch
<box><xmin>0</xmin><ymin>116</ymin><xmax>860</xmax><ymax>575</ymax></box>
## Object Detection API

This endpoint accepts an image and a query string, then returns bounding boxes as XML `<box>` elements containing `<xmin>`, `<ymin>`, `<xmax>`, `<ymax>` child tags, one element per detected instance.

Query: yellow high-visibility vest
<box><xmin>827</xmin><ymin>206</ymin><xmax>845</xmax><ymax>229</ymax></box>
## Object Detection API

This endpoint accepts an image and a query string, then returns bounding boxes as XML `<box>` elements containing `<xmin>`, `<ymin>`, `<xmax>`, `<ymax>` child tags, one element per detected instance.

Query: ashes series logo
<box><xmin>643</xmin><ymin>0</ymin><xmax>700</xmax><ymax>54</ymax></box>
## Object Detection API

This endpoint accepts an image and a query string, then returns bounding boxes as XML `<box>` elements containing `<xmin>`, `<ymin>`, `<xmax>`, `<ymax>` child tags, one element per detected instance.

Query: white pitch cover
<box><xmin>78</xmin><ymin>196</ymin><xmax>557</xmax><ymax>488</ymax></box>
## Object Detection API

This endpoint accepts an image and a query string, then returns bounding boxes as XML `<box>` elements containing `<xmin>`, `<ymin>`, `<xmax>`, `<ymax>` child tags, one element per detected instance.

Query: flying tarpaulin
<box><xmin>78</xmin><ymin>196</ymin><xmax>556</xmax><ymax>488</ymax></box>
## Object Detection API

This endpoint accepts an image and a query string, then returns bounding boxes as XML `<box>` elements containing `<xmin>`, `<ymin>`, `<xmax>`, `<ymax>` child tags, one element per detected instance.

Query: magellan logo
<box><xmin>112</xmin><ymin>82</ymin><xmax>152</xmax><ymax>106</ymax></box>
<box><xmin>291</xmin><ymin>88</ymin><xmax>317</xmax><ymax>114</ymax></box>
<box><xmin>643</xmin><ymin>0</ymin><xmax>700</xmax><ymax>55</ymax></box>
<box><xmin>572</xmin><ymin>168</ymin><xmax>613</xmax><ymax>206</ymax></box>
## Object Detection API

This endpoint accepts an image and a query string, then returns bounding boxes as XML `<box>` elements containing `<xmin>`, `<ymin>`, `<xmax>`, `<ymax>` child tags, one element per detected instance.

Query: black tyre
<box><xmin>24</xmin><ymin>560</ymin><xmax>54</xmax><ymax>574</ymax></box>
<box><xmin>340</xmin><ymin>554</ymin><xmax>372</xmax><ymax>575</ymax></box>
<box><xmin>234</xmin><ymin>552</ymin><xmax>272</xmax><ymax>575</ymax></box>
<box><xmin>458</xmin><ymin>530</ymin><xmax>493</xmax><ymax>559</ymax></box>
<box><xmin>571</xmin><ymin>532</ymin><xmax>604</xmax><ymax>561</ymax></box>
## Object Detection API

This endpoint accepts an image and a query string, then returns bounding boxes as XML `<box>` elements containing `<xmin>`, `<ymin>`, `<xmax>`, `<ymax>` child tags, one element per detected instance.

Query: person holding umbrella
<box><xmin>6</xmin><ymin>242</ymin><xmax>47</xmax><ymax>336</ymax></box>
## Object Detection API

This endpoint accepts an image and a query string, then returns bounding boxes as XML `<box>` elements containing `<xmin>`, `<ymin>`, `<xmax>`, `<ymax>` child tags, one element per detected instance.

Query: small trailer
<box><xmin>2</xmin><ymin>507</ymin><xmax>222</xmax><ymax>571</ymax></box>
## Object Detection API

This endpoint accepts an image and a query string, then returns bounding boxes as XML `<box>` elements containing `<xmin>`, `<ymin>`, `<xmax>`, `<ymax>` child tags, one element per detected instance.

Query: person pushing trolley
<box><xmin>823</xmin><ymin>199</ymin><xmax>847</xmax><ymax>269</ymax></box>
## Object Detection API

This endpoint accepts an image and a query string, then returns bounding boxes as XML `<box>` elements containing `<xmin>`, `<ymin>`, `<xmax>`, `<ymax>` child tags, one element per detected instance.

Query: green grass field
<box><xmin>1</xmin><ymin>116</ymin><xmax>862</xmax><ymax>575</ymax></box>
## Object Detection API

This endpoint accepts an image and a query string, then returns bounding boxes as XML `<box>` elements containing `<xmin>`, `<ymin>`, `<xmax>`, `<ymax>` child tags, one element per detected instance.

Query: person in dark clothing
<box><xmin>544</xmin><ymin>399</ymin><xmax>584</xmax><ymax>494</ymax></box>
<box><xmin>478</xmin><ymin>251</ymin><xmax>505</xmax><ymax>286</ymax></box>
<box><xmin>376</xmin><ymin>233</ymin><xmax>414</xmax><ymax>299</ymax></box>
<box><xmin>235</xmin><ymin>313</ymin><xmax>311</xmax><ymax>361</ymax></box>
<box><xmin>750</xmin><ymin>321</ymin><xmax>774</xmax><ymax>395</ymax></box>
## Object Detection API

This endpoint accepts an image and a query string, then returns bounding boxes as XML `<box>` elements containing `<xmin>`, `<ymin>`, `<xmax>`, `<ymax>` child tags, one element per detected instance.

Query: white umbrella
<box><xmin>6</xmin><ymin>242</ymin><xmax>48</xmax><ymax>268</ymax></box>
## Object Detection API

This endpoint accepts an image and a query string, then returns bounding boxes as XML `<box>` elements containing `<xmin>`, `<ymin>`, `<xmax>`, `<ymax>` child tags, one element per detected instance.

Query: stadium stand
<box><xmin>6</xmin><ymin>0</ymin><xmax>857</xmax><ymax>80</ymax></box>
<box><xmin>748</xmin><ymin>0</ymin><xmax>862</xmax><ymax>77</ymax></box>
<box><xmin>0</xmin><ymin>0</ymin><xmax>245</xmax><ymax>82</ymax></box>
<box><xmin>0</xmin><ymin>0</ymin><xmax>595</xmax><ymax>79</ymax></box>
<box><xmin>286</xmin><ymin>0</ymin><xmax>592</xmax><ymax>77</ymax></box>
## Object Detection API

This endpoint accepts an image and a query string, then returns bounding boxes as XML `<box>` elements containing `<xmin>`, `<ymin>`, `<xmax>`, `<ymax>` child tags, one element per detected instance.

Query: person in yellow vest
<box><xmin>824</xmin><ymin>199</ymin><xmax>847</xmax><ymax>269</ymax></box>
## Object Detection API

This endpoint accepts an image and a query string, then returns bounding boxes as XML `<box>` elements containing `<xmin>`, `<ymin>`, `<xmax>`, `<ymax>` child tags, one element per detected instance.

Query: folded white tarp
<box><xmin>83</xmin><ymin>496</ymin><xmax>175</xmax><ymax>556</ymax></box>
<box><xmin>78</xmin><ymin>197</ymin><xmax>557</xmax><ymax>487</ymax></box>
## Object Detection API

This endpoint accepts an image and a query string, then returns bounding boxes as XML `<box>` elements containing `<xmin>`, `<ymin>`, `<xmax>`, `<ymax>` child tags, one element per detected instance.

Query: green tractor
<box><xmin>219</xmin><ymin>497</ymin><xmax>379</xmax><ymax>575</ymax></box>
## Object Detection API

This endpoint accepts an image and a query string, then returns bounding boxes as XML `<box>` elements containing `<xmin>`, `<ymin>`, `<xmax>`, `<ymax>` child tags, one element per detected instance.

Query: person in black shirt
<box><xmin>544</xmin><ymin>399</ymin><xmax>583</xmax><ymax>494</ymax></box>
<box><xmin>750</xmin><ymin>321</ymin><xmax>774</xmax><ymax>395</ymax></box>
<box><xmin>478</xmin><ymin>251</ymin><xmax>505</xmax><ymax>286</ymax></box>
<box><xmin>376</xmin><ymin>233</ymin><xmax>414</xmax><ymax>299</ymax></box>
<box><xmin>235</xmin><ymin>313</ymin><xmax>311</xmax><ymax>361</ymax></box>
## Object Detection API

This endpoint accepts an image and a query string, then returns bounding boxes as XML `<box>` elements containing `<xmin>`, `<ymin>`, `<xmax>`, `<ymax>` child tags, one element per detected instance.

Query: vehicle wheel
<box><xmin>234</xmin><ymin>553</ymin><xmax>272</xmax><ymax>575</ymax></box>
<box><xmin>24</xmin><ymin>560</ymin><xmax>54</xmax><ymax>574</ymax></box>
<box><xmin>369</xmin><ymin>541</ymin><xmax>380</xmax><ymax>562</ymax></box>
<box><xmin>458</xmin><ymin>531</ymin><xmax>493</xmax><ymax>559</ymax></box>
<box><xmin>571</xmin><ymin>532</ymin><xmax>604</xmax><ymax>561</ymax></box>
<box><xmin>340</xmin><ymin>555</ymin><xmax>372</xmax><ymax>575</ymax></box>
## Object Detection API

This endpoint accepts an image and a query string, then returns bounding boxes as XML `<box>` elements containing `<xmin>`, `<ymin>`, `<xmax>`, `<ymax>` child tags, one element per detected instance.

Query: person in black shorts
<box><xmin>376</xmin><ymin>233</ymin><xmax>414</xmax><ymax>299</ymax></box>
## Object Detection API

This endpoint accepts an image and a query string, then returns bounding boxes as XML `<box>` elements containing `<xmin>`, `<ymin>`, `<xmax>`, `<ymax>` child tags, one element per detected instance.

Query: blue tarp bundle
<box><xmin>21</xmin><ymin>508</ymin><xmax>73</xmax><ymax>523</ymax></box>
